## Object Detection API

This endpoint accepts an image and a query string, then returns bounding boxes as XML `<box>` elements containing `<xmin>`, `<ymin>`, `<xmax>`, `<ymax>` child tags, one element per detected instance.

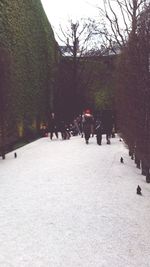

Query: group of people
<box><xmin>48</xmin><ymin>113</ymin><xmax>71</xmax><ymax>140</ymax></box>
<box><xmin>80</xmin><ymin>109</ymin><xmax>113</xmax><ymax>145</ymax></box>
<box><xmin>40</xmin><ymin>110</ymin><xmax>115</xmax><ymax>145</ymax></box>
<box><xmin>72</xmin><ymin>109</ymin><xmax>114</xmax><ymax>145</ymax></box>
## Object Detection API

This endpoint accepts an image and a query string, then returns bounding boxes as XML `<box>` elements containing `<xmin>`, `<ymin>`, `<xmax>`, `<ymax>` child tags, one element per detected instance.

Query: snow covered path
<box><xmin>0</xmin><ymin>135</ymin><xmax>150</xmax><ymax>267</ymax></box>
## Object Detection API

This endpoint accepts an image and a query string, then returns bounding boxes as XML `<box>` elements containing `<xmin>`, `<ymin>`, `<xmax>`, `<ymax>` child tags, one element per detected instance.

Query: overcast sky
<box><xmin>41</xmin><ymin>0</ymin><xmax>101</xmax><ymax>31</ymax></box>
<box><xmin>40</xmin><ymin>0</ymin><xmax>126</xmax><ymax>46</ymax></box>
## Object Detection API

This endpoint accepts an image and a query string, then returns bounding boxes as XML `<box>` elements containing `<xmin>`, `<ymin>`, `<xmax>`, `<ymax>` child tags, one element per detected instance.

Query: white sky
<box><xmin>40</xmin><ymin>0</ymin><xmax>126</xmax><ymax>46</ymax></box>
<box><xmin>41</xmin><ymin>0</ymin><xmax>102</xmax><ymax>44</ymax></box>
<box><xmin>41</xmin><ymin>0</ymin><xmax>101</xmax><ymax>28</ymax></box>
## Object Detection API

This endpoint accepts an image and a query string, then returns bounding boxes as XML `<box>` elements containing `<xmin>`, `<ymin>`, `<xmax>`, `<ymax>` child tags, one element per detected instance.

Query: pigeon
<box><xmin>120</xmin><ymin>157</ymin><xmax>124</xmax><ymax>163</ymax></box>
<box><xmin>137</xmin><ymin>185</ymin><xmax>142</xmax><ymax>195</ymax></box>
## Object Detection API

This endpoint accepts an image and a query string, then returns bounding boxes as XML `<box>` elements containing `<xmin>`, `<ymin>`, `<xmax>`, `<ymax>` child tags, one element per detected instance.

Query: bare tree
<box><xmin>56</xmin><ymin>19</ymin><xmax>99</xmax><ymax>117</ymax></box>
<box><xmin>94</xmin><ymin>0</ymin><xmax>149</xmax><ymax>53</ymax></box>
<box><xmin>57</xmin><ymin>19</ymin><xmax>97</xmax><ymax>56</ymax></box>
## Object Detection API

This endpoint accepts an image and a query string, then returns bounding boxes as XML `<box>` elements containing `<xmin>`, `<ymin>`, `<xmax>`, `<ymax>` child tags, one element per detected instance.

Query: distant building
<box><xmin>59</xmin><ymin>45</ymin><xmax>73</xmax><ymax>56</ymax></box>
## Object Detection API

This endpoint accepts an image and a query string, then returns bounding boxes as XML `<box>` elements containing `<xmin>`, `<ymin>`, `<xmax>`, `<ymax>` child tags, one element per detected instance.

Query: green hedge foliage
<box><xmin>0</xmin><ymin>0</ymin><xmax>59</xmax><ymax>146</ymax></box>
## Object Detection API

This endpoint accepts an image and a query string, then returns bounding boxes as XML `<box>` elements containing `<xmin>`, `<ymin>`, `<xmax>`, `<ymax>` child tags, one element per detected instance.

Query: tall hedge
<box><xmin>0</xmin><ymin>0</ymin><xmax>59</xmax><ymax>147</ymax></box>
<box><xmin>116</xmin><ymin>4</ymin><xmax>150</xmax><ymax>179</ymax></box>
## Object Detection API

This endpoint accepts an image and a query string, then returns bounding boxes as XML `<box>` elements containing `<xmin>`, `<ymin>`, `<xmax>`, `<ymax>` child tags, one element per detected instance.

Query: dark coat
<box><xmin>83</xmin><ymin>114</ymin><xmax>94</xmax><ymax>140</ymax></box>
<box><xmin>95</xmin><ymin>122</ymin><xmax>103</xmax><ymax>136</ymax></box>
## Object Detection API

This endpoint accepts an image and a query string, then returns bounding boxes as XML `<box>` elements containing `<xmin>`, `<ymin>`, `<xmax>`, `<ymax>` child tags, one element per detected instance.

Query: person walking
<box><xmin>83</xmin><ymin>109</ymin><xmax>94</xmax><ymax>144</ymax></box>
<box><xmin>102</xmin><ymin>111</ymin><xmax>113</xmax><ymax>145</ymax></box>
<box><xmin>49</xmin><ymin>112</ymin><xmax>58</xmax><ymax>140</ymax></box>
<box><xmin>95</xmin><ymin>120</ymin><xmax>103</xmax><ymax>145</ymax></box>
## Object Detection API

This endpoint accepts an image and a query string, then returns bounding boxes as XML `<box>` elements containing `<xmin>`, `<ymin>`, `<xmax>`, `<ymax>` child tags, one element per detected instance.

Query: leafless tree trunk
<box><xmin>95</xmin><ymin>0</ymin><xmax>148</xmax><ymax>52</ymax></box>
<box><xmin>56</xmin><ymin>19</ymin><xmax>98</xmax><ymax>117</ymax></box>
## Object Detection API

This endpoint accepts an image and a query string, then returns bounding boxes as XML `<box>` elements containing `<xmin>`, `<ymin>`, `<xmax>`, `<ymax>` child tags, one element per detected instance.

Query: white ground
<box><xmin>0</xmin><ymin>134</ymin><xmax>150</xmax><ymax>267</ymax></box>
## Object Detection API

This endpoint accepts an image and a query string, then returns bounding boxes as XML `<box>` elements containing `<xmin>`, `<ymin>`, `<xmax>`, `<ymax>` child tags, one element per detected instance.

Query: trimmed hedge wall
<box><xmin>0</xmin><ymin>0</ymin><xmax>59</xmax><ymax>150</ymax></box>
